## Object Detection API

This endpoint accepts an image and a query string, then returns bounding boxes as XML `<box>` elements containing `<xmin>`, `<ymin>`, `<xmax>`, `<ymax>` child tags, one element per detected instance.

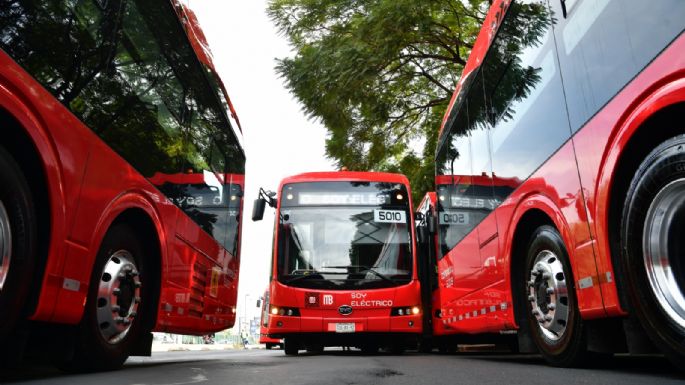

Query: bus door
<box><xmin>416</xmin><ymin>196</ymin><xmax>438</xmax><ymax>339</ymax></box>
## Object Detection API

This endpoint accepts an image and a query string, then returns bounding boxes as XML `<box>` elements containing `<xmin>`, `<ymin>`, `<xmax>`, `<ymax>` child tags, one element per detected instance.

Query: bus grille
<box><xmin>189</xmin><ymin>262</ymin><xmax>207</xmax><ymax>318</ymax></box>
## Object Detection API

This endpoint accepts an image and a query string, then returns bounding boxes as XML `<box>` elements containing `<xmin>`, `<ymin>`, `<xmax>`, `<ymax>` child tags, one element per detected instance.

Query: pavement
<box><xmin>4</xmin><ymin>348</ymin><xmax>683</xmax><ymax>385</ymax></box>
<box><xmin>151</xmin><ymin>342</ymin><xmax>263</xmax><ymax>352</ymax></box>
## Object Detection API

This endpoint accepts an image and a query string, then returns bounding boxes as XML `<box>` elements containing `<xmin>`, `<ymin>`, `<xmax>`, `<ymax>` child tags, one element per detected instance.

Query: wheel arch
<box><xmin>0</xmin><ymin>94</ymin><xmax>62</xmax><ymax>317</ymax></box>
<box><xmin>507</xmin><ymin>203</ymin><xmax>558</xmax><ymax>331</ymax></box>
<box><xmin>601</xmin><ymin>78</ymin><xmax>685</xmax><ymax>312</ymax></box>
<box><xmin>88</xmin><ymin>194</ymin><xmax>166</xmax><ymax>331</ymax></box>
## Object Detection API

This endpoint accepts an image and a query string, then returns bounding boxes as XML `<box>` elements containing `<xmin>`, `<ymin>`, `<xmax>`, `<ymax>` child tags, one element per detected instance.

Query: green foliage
<box><xmin>268</xmin><ymin>0</ymin><xmax>490</xmax><ymax>203</ymax></box>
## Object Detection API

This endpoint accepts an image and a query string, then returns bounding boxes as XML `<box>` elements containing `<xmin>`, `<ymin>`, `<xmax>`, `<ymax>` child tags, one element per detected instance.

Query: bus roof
<box><xmin>438</xmin><ymin>0</ymin><xmax>511</xmax><ymax>141</ymax></box>
<box><xmin>280</xmin><ymin>171</ymin><xmax>411</xmax><ymax>187</ymax></box>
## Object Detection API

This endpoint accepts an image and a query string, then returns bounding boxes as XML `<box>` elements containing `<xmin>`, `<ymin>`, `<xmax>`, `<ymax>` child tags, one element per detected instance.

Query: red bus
<box><xmin>258</xmin><ymin>289</ymin><xmax>283</xmax><ymax>349</ymax></box>
<box><xmin>252</xmin><ymin>171</ymin><xmax>422</xmax><ymax>355</ymax></box>
<box><xmin>0</xmin><ymin>0</ymin><xmax>245</xmax><ymax>370</ymax></box>
<box><xmin>415</xmin><ymin>188</ymin><xmax>518</xmax><ymax>353</ymax></box>
<box><xmin>434</xmin><ymin>0</ymin><xmax>685</xmax><ymax>366</ymax></box>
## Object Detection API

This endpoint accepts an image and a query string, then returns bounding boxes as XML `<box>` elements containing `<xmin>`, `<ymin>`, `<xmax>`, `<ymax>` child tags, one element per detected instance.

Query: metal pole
<box><xmin>243</xmin><ymin>294</ymin><xmax>250</xmax><ymax>346</ymax></box>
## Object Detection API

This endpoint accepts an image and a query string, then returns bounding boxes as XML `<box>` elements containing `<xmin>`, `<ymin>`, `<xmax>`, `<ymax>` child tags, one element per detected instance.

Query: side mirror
<box><xmin>256</xmin><ymin>299</ymin><xmax>262</xmax><ymax>308</ymax></box>
<box><xmin>427</xmin><ymin>212</ymin><xmax>436</xmax><ymax>234</ymax></box>
<box><xmin>417</xmin><ymin>225</ymin><xmax>428</xmax><ymax>244</ymax></box>
<box><xmin>252</xmin><ymin>197</ymin><xmax>266</xmax><ymax>221</ymax></box>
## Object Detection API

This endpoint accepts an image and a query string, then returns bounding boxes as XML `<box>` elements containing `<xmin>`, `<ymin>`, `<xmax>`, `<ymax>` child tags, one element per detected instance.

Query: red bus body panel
<box><xmin>269</xmin><ymin>281</ymin><xmax>422</xmax><ymax>335</ymax></box>
<box><xmin>259</xmin><ymin>332</ymin><xmax>282</xmax><ymax>345</ymax></box>
<box><xmin>259</xmin><ymin>289</ymin><xmax>282</xmax><ymax>345</ymax></box>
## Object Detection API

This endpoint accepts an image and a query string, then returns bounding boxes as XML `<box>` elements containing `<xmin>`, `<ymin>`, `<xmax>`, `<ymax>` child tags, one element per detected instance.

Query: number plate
<box><xmin>374</xmin><ymin>209</ymin><xmax>406</xmax><ymax>223</ymax></box>
<box><xmin>439</xmin><ymin>211</ymin><xmax>469</xmax><ymax>225</ymax></box>
<box><xmin>335</xmin><ymin>323</ymin><xmax>355</xmax><ymax>333</ymax></box>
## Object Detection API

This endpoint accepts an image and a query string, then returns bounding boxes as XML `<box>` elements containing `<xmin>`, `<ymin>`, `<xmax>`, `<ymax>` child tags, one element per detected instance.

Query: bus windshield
<box><xmin>277</xmin><ymin>182</ymin><xmax>413</xmax><ymax>289</ymax></box>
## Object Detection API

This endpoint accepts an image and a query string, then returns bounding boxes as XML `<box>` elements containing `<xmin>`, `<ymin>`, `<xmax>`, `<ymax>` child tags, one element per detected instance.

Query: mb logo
<box><xmin>323</xmin><ymin>295</ymin><xmax>334</xmax><ymax>305</ymax></box>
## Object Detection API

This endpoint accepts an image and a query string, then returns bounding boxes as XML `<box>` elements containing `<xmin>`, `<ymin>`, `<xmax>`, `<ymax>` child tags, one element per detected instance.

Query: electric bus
<box><xmin>434</xmin><ymin>0</ymin><xmax>685</xmax><ymax>366</ymax></box>
<box><xmin>252</xmin><ymin>171</ymin><xmax>421</xmax><ymax>355</ymax></box>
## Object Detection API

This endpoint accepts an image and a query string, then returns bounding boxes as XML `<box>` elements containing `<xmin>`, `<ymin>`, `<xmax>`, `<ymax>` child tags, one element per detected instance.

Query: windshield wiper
<box><xmin>284</xmin><ymin>270</ymin><xmax>347</xmax><ymax>284</ymax></box>
<box><xmin>323</xmin><ymin>265</ymin><xmax>395</xmax><ymax>283</ymax></box>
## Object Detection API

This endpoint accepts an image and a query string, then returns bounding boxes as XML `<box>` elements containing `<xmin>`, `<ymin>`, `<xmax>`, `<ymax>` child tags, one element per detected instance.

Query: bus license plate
<box><xmin>335</xmin><ymin>323</ymin><xmax>355</xmax><ymax>333</ymax></box>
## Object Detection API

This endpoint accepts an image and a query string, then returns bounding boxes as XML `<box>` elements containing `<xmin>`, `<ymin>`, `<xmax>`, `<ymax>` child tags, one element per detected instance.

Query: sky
<box><xmin>188</xmin><ymin>1</ymin><xmax>336</xmax><ymax>326</ymax></box>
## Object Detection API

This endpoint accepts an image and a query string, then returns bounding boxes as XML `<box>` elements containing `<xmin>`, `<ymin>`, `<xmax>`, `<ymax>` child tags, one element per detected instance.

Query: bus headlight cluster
<box><xmin>391</xmin><ymin>306</ymin><xmax>421</xmax><ymax>316</ymax></box>
<box><xmin>270</xmin><ymin>305</ymin><xmax>300</xmax><ymax>317</ymax></box>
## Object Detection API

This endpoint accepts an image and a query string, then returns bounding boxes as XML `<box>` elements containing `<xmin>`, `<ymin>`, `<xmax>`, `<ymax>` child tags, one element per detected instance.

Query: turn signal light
<box><xmin>270</xmin><ymin>305</ymin><xmax>300</xmax><ymax>316</ymax></box>
<box><xmin>391</xmin><ymin>306</ymin><xmax>421</xmax><ymax>316</ymax></box>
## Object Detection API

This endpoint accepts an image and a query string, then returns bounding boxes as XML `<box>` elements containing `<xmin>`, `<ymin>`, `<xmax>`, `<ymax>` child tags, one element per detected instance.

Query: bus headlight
<box><xmin>412</xmin><ymin>306</ymin><xmax>420</xmax><ymax>315</ymax></box>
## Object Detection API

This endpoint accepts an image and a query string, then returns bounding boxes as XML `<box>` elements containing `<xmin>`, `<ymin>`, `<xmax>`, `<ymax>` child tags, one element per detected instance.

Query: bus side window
<box><xmin>549</xmin><ymin>0</ymin><xmax>685</xmax><ymax>133</ymax></box>
<box><xmin>481</xmin><ymin>1</ymin><xmax>570</xmax><ymax>198</ymax></box>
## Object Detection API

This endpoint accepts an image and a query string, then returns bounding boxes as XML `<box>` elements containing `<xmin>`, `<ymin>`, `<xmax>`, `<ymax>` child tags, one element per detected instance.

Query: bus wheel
<box><xmin>305</xmin><ymin>344</ymin><xmax>324</xmax><ymax>354</ymax></box>
<box><xmin>360</xmin><ymin>343</ymin><xmax>379</xmax><ymax>354</ymax></box>
<box><xmin>621</xmin><ymin>135</ymin><xmax>685</xmax><ymax>366</ymax></box>
<box><xmin>524</xmin><ymin>225</ymin><xmax>587</xmax><ymax>367</ymax></box>
<box><xmin>284</xmin><ymin>338</ymin><xmax>299</xmax><ymax>356</ymax></box>
<box><xmin>389</xmin><ymin>343</ymin><xmax>406</xmax><ymax>355</ymax></box>
<box><xmin>0</xmin><ymin>146</ymin><xmax>36</xmax><ymax>341</ymax></box>
<box><xmin>418</xmin><ymin>338</ymin><xmax>433</xmax><ymax>353</ymax></box>
<box><xmin>64</xmin><ymin>224</ymin><xmax>147</xmax><ymax>371</ymax></box>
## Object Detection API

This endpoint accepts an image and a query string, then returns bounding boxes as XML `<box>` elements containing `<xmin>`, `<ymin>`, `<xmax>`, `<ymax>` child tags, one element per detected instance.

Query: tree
<box><xmin>267</xmin><ymin>0</ymin><xmax>491</xmax><ymax>202</ymax></box>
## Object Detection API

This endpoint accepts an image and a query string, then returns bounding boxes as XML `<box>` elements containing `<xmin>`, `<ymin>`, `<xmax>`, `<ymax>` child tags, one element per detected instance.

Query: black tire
<box><xmin>524</xmin><ymin>225</ymin><xmax>588</xmax><ymax>367</ymax></box>
<box><xmin>0</xmin><ymin>146</ymin><xmax>37</xmax><ymax>341</ymax></box>
<box><xmin>62</xmin><ymin>224</ymin><xmax>150</xmax><ymax>372</ymax></box>
<box><xmin>284</xmin><ymin>337</ymin><xmax>299</xmax><ymax>356</ymax></box>
<box><xmin>621</xmin><ymin>134</ymin><xmax>685</xmax><ymax>367</ymax></box>
<box><xmin>360</xmin><ymin>343</ymin><xmax>379</xmax><ymax>354</ymax></box>
<box><xmin>418</xmin><ymin>338</ymin><xmax>433</xmax><ymax>353</ymax></box>
<box><xmin>305</xmin><ymin>344</ymin><xmax>324</xmax><ymax>354</ymax></box>
<box><xmin>389</xmin><ymin>343</ymin><xmax>406</xmax><ymax>355</ymax></box>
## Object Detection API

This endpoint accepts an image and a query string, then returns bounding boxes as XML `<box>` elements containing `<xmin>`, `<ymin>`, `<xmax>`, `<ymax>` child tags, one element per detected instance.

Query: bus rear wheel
<box><xmin>305</xmin><ymin>344</ymin><xmax>324</xmax><ymax>354</ymax></box>
<box><xmin>360</xmin><ymin>343</ymin><xmax>379</xmax><ymax>354</ymax></box>
<box><xmin>62</xmin><ymin>224</ymin><xmax>148</xmax><ymax>372</ymax></box>
<box><xmin>0</xmin><ymin>146</ymin><xmax>36</xmax><ymax>342</ymax></box>
<box><xmin>524</xmin><ymin>225</ymin><xmax>588</xmax><ymax>367</ymax></box>
<box><xmin>621</xmin><ymin>134</ymin><xmax>685</xmax><ymax>367</ymax></box>
<box><xmin>284</xmin><ymin>337</ymin><xmax>299</xmax><ymax>356</ymax></box>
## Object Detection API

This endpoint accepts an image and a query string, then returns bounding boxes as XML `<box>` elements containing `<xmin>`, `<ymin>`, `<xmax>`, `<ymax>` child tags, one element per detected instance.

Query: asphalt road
<box><xmin>2</xmin><ymin>348</ymin><xmax>683</xmax><ymax>385</ymax></box>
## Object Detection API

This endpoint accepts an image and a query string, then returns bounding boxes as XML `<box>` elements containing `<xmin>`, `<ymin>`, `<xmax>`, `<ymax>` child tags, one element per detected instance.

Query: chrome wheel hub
<box><xmin>96</xmin><ymin>250</ymin><xmax>141</xmax><ymax>344</ymax></box>
<box><xmin>643</xmin><ymin>178</ymin><xmax>685</xmax><ymax>331</ymax></box>
<box><xmin>0</xmin><ymin>201</ymin><xmax>11</xmax><ymax>291</ymax></box>
<box><xmin>528</xmin><ymin>250</ymin><xmax>569</xmax><ymax>341</ymax></box>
